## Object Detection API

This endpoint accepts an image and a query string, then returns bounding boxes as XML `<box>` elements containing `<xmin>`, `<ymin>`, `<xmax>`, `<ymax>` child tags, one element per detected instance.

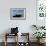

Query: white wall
<box><xmin>0</xmin><ymin>0</ymin><xmax>37</xmax><ymax>42</ymax></box>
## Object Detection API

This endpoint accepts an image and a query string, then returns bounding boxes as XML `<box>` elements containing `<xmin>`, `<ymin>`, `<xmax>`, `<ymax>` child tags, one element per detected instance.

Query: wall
<box><xmin>0</xmin><ymin>0</ymin><xmax>36</xmax><ymax>42</ymax></box>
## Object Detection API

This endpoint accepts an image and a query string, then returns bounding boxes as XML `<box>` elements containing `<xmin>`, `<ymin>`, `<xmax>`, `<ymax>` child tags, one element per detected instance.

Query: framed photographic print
<box><xmin>36</xmin><ymin>0</ymin><xmax>46</xmax><ymax>26</ymax></box>
<box><xmin>10</xmin><ymin>8</ymin><xmax>26</xmax><ymax>20</ymax></box>
<box><xmin>37</xmin><ymin>0</ymin><xmax>46</xmax><ymax>18</ymax></box>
